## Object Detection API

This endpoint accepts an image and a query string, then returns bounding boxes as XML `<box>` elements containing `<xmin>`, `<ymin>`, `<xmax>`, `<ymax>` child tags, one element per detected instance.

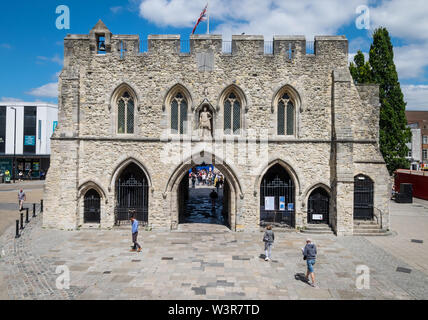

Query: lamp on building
<box><xmin>10</xmin><ymin>107</ymin><xmax>16</xmax><ymax>184</ymax></box>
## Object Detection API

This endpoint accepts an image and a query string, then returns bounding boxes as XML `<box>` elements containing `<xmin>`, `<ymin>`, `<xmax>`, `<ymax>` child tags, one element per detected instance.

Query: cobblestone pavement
<box><xmin>367</xmin><ymin>198</ymin><xmax>428</xmax><ymax>275</ymax></box>
<box><xmin>1</xmin><ymin>208</ymin><xmax>428</xmax><ymax>300</ymax></box>
<box><xmin>0</xmin><ymin>181</ymin><xmax>44</xmax><ymax>239</ymax></box>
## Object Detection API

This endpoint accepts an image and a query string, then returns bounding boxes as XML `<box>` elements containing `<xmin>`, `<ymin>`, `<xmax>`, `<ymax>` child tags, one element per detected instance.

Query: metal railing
<box><xmin>222</xmin><ymin>41</ymin><xmax>232</xmax><ymax>54</ymax></box>
<box><xmin>137</xmin><ymin>39</ymin><xmax>316</xmax><ymax>55</ymax></box>
<box><xmin>140</xmin><ymin>39</ymin><xmax>148</xmax><ymax>53</ymax></box>
<box><xmin>180</xmin><ymin>40</ymin><xmax>190</xmax><ymax>53</ymax></box>
<box><xmin>306</xmin><ymin>41</ymin><xmax>315</xmax><ymax>55</ymax></box>
<box><xmin>15</xmin><ymin>199</ymin><xmax>43</xmax><ymax>239</ymax></box>
<box><xmin>264</xmin><ymin>41</ymin><xmax>273</xmax><ymax>55</ymax></box>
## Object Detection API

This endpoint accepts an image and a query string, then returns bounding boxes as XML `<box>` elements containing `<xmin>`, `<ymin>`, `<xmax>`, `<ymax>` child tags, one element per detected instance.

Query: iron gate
<box><xmin>308</xmin><ymin>188</ymin><xmax>329</xmax><ymax>224</ymax></box>
<box><xmin>115</xmin><ymin>176</ymin><xmax>148</xmax><ymax>225</ymax></box>
<box><xmin>84</xmin><ymin>189</ymin><xmax>101</xmax><ymax>223</ymax></box>
<box><xmin>354</xmin><ymin>175</ymin><xmax>374</xmax><ymax>220</ymax></box>
<box><xmin>260</xmin><ymin>176</ymin><xmax>295</xmax><ymax>227</ymax></box>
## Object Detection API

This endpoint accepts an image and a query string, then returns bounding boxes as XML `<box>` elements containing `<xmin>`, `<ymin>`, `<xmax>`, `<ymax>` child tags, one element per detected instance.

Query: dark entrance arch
<box><xmin>260</xmin><ymin>163</ymin><xmax>295</xmax><ymax>227</ymax></box>
<box><xmin>115</xmin><ymin>162</ymin><xmax>149</xmax><ymax>225</ymax></box>
<box><xmin>84</xmin><ymin>189</ymin><xmax>101</xmax><ymax>223</ymax></box>
<box><xmin>307</xmin><ymin>187</ymin><xmax>330</xmax><ymax>224</ymax></box>
<box><xmin>354</xmin><ymin>174</ymin><xmax>374</xmax><ymax>220</ymax></box>
<box><xmin>178</xmin><ymin>165</ymin><xmax>230</xmax><ymax>228</ymax></box>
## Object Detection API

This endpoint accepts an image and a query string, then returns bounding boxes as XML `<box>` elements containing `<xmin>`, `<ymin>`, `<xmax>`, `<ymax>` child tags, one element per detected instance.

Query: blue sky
<box><xmin>0</xmin><ymin>0</ymin><xmax>427</xmax><ymax>110</ymax></box>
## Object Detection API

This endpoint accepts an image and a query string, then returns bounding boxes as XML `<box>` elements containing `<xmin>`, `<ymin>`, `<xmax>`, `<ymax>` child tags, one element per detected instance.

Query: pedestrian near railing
<box><xmin>15</xmin><ymin>199</ymin><xmax>43</xmax><ymax>239</ymax></box>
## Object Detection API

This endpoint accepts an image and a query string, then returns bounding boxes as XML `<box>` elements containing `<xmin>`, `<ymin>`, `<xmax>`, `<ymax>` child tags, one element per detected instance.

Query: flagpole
<box><xmin>207</xmin><ymin>1</ymin><xmax>210</xmax><ymax>34</ymax></box>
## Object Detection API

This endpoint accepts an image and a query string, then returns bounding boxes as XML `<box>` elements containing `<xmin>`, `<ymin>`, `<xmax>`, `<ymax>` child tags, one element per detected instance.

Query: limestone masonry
<box><xmin>43</xmin><ymin>20</ymin><xmax>391</xmax><ymax>235</ymax></box>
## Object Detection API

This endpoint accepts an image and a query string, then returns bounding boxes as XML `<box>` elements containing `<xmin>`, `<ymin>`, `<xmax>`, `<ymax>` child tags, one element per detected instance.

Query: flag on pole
<box><xmin>192</xmin><ymin>3</ymin><xmax>208</xmax><ymax>35</ymax></box>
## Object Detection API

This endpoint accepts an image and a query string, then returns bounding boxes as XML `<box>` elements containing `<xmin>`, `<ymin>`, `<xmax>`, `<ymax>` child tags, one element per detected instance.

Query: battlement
<box><xmin>63</xmin><ymin>20</ymin><xmax>348</xmax><ymax>64</ymax></box>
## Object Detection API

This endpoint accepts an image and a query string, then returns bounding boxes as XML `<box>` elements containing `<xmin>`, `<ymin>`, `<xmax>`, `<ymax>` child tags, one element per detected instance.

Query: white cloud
<box><xmin>138</xmin><ymin>0</ymin><xmax>369</xmax><ymax>39</ymax></box>
<box><xmin>27</xmin><ymin>82</ymin><xmax>58</xmax><ymax>98</ymax></box>
<box><xmin>110</xmin><ymin>6</ymin><xmax>124</xmax><ymax>14</ymax></box>
<box><xmin>370</xmin><ymin>0</ymin><xmax>428</xmax><ymax>41</ymax></box>
<box><xmin>393</xmin><ymin>43</ymin><xmax>428</xmax><ymax>80</ymax></box>
<box><xmin>36</xmin><ymin>54</ymin><xmax>63</xmax><ymax>66</ymax></box>
<box><xmin>0</xmin><ymin>97</ymin><xmax>23</xmax><ymax>102</ymax></box>
<box><xmin>402</xmin><ymin>85</ymin><xmax>428</xmax><ymax>111</ymax></box>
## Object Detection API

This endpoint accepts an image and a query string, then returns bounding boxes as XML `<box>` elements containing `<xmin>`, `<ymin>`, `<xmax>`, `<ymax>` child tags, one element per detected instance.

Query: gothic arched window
<box><xmin>117</xmin><ymin>91</ymin><xmax>135</xmax><ymax>134</ymax></box>
<box><xmin>224</xmin><ymin>92</ymin><xmax>241</xmax><ymax>135</ymax></box>
<box><xmin>277</xmin><ymin>93</ymin><xmax>295</xmax><ymax>136</ymax></box>
<box><xmin>171</xmin><ymin>92</ymin><xmax>188</xmax><ymax>134</ymax></box>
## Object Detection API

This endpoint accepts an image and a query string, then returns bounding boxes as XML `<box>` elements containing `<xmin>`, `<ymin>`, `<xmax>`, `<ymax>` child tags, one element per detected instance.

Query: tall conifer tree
<box><xmin>349</xmin><ymin>28</ymin><xmax>410</xmax><ymax>174</ymax></box>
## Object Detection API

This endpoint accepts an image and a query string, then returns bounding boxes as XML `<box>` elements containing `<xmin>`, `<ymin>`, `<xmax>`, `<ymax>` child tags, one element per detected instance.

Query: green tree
<box><xmin>349</xmin><ymin>50</ymin><xmax>372</xmax><ymax>84</ymax></box>
<box><xmin>349</xmin><ymin>28</ymin><xmax>411</xmax><ymax>174</ymax></box>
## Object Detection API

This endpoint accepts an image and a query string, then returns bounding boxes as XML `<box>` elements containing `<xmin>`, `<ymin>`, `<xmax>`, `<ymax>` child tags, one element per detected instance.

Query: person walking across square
<box><xmin>130</xmin><ymin>214</ymin><xmax>142</xmax><ymax>252</ymax></box>
<box><xmin>263</xmin><ymin>225</ymin><xmax>275</xmax><ymax>261</ymax></box>
<box><xmin>18</xmin><ymin>189</ymin><xmax>26</xmax><ymax>211</ymax></box>
<box><xmin>302</xmin><ymin>238</ymin><xmax>317</xmax><ymax>287</ymax></box>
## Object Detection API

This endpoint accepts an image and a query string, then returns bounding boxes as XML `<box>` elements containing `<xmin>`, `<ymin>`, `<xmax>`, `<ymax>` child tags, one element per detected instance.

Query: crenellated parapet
<box><xmin>62</xmin><ymin>20</ymin><xmax>349</xmax><ymax>67</ymax></box>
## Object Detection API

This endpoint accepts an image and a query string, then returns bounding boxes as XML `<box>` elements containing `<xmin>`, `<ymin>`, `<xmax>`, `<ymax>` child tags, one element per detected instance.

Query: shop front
<box><xmin>16</xmin><ymin>157</ymin><xmax>50</xmax><ymax>179</ymax></box>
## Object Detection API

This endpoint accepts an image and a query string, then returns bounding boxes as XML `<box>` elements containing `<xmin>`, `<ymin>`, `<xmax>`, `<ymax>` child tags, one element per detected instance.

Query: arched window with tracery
<box><xmin>171</xmin><ymin>92</ymin><xmax>188</xmax><ymax>134</ymax></box>
<box><xmin>117</xmin><ymin>91</ymin><xmax>135</xmax><ymax>134</ymax></box>
<box><xmin>277</xmin><ymin>92</ymin><xmax>295</xmax><ymax>136</ymax></box>
<box><xmin>224</xmin><ymin>92</ymin><xmax>241</xmax><ymax>135</ymax></box>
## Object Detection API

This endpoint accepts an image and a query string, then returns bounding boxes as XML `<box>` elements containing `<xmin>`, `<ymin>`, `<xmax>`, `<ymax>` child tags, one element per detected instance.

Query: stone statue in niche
<box><xmin>199</xmin><ymin>106</ymin><xmax>213</xmax><ymax>138</ymax></box>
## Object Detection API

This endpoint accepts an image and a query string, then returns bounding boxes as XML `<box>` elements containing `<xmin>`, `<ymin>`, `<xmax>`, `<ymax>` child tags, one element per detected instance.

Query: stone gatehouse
<box><xmin>43</xmin><ymin>20</ymin><xmax>391</xmax><ymax>236</ymax></box>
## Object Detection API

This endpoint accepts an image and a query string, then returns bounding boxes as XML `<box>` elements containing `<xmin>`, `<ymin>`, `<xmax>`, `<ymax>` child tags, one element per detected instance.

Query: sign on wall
<box><xmin>279</xmin><ymin>196</ymin><xmax>286</xmax><ymax>211</ymax></box>
<box><xmin>53</xmin><ymin>121</ymin><xmax>58</xmax><ymax>133</ymax></box>
<box><xmin>24</xmin><ymin>135</ymin><xmax>36</xmax><ymax>146</ymax></box>
<box><xmin>264</xmin><ymin>197</ymin><xmax>275</xmax><ymax>211</ymax></box>
<box><xmin>287</xmin><ymin>203</ymin><xmax>294</xmax><ymax>211</ymax></box>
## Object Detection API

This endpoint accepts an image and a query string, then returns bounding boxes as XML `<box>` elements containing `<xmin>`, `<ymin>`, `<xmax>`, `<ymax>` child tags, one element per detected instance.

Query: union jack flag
<box><xmin>192</xmin><ymin>4</ymin><xmax>208</xmax><ymax>35</ymax></box>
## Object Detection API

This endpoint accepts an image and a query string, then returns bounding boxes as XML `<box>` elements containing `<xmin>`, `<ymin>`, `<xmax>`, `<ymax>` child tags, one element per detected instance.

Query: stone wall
<box><xmin>43</xmin><ymin>21</ymin><xmax>391</xmax><ymax>235</ymax></box>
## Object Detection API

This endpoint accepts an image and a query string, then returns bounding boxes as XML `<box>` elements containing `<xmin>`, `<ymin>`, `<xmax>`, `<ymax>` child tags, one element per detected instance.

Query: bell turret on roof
<box><xmin>90</xmin><ymin>20</ymin><xmax>111</xmax><ymax>34</ymax></box>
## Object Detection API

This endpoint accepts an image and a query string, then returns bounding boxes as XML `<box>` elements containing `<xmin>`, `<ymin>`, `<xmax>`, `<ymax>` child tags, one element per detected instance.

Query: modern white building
<box><xmin>0</xmin><ymin>102</ymin><xmax>58</xmax><ymax>179</ymax></box>
<box><xmin>406</xmin><ymin>126</ymin><xmax>422</xmax><ymax>170</ymax></box>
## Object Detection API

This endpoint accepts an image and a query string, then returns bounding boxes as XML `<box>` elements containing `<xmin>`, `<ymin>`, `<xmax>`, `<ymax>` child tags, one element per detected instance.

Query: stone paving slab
<box><xmin>1</xmin><ymin>212</ymin><xmax>428</xmax><ymax>300</ymax></box>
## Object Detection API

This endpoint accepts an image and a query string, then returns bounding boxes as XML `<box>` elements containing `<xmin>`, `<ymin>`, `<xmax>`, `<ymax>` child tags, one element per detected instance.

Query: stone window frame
<box><xmin>219</xmin><ymin>85</ymin><xmax>247</xmax><ymax>136</ymax></box>
<box><xmin>164</xmin><ymin>84</ymin><xmax>193</xmax><ymax>137</ymax></box>
<box><xmin>272</xmin><ymin>86</ymin><xmax>299</xmax><ymax>138</ymax></box>
<box><xmin>111</xmin><ymin>84</ymin><xmax>138</xmax><ymax>136</ymax></box>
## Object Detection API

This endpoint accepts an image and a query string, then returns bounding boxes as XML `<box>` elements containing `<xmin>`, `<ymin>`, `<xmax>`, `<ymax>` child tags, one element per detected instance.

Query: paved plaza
<box><xmin>0</xmin><ymin>182</ymin><xmax>428</xmax><ymax>300</ymax></box>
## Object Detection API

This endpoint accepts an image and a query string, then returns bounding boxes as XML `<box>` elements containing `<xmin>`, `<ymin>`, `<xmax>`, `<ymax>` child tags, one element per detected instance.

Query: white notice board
<box><xmin>265</xmin><ymin>197</ymin><xmax>275</xmax><ymax>211</ymax></box>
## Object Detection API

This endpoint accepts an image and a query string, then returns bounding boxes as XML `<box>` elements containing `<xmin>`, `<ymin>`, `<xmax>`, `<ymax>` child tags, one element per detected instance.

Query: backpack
<box><xmin>263</xmin><ymin>232</ymin><xmax>270</xmax><ymax>242</ymax></box>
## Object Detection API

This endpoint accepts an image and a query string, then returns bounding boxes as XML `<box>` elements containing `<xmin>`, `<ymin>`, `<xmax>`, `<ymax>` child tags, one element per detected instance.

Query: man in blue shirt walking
<box><xmin>130</xmin><ymin>213</ymin><xmax>142</xmax><ymax>252</ymax></box>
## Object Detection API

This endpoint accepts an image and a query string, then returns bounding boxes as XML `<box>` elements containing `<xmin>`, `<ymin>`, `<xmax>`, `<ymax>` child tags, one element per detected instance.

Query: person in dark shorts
<box><xmin>130</xmin><ymin>213</ymin><xmax>141</xmax><ymax>252</ymax></box>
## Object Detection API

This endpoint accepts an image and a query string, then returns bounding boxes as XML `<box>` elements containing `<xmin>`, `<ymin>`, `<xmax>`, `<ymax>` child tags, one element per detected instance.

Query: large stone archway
<box><xmin>255</xmin><ymin>159</ymin><xmax>300</xmax><ymax>228</ymax></box>
<box><xmin>165</xmin><ymin>151</ymin><xmax>242</xmax><ymax>231</ymax></box>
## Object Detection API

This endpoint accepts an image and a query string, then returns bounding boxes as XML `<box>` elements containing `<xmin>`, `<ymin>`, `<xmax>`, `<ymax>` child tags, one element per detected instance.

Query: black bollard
<box><xmin>26</xmin><ymin>208</ymin><xmax>29</xmax><ymax>223</ymax></box>
<box><xmin>33</xmin><ymin>203</ymin><xmax>36</xmax><ymax>217</ymax></box>
<box><xmin>40</xmin><ymin>199</ymin><xmax>44</xmax><ymax>212</ymax></box>
<box><xmin>15</xmin><ymin>220</ymin><xmax>20</xmax><ymax>238</ymax></box>
<box><xmin>20</xmin><ymin>213</ymin><xmax>24</xmax><ymax>230</ymax></box>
